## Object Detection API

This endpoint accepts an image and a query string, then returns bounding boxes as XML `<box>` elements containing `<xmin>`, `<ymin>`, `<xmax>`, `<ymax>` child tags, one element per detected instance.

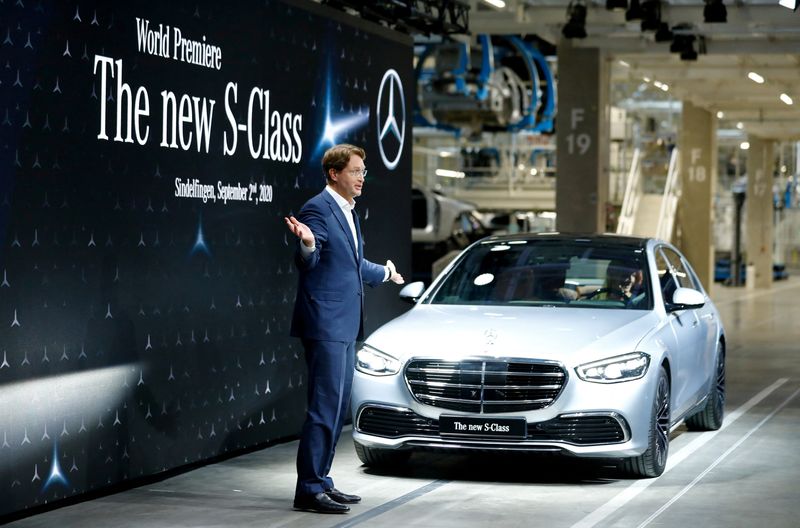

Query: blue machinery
<box><xmin>415</xmin><ymin>35</ymin><xmax>555</xmax><ymax>135</ymax></box>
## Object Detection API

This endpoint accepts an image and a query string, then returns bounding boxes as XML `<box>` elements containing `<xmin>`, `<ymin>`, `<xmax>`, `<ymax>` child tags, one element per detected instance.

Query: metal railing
<box><xmin>656</xmin><ymin>148</ymin><xmax>681</xmax><ymax>242</ymax></box>
<box><xmin>616</xmin><ymin>148</ymin><xmax>642</xmax><ymax>236</ymax></box>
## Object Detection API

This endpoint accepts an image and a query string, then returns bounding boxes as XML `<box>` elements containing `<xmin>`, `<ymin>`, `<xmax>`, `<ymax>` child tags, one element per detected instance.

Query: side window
<box><xmin>655</xmin><ymin>249</ymin><xmax>677</xmax><ymax>304</ymax></box>
<box><xmin>661</xmin><ymin>248</ymin><xmax>697</xmax><ymax>290</ymax></box>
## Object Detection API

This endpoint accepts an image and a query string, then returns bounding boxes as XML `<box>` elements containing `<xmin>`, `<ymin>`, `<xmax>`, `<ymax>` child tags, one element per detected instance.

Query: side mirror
<box><xmin>399</xmin><ymin>281</ymin><xmax>426</xmax><ymax>304</ymax></box>
<box><xmin>667</xmin><ymin>287</ymin><xmax>705</xmax><ymax>311</ymax></box>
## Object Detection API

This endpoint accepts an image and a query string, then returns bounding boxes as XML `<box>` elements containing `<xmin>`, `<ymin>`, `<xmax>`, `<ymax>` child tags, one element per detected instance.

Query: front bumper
<box><xmin>351</xmin><ymin>363</ymin><xmax>658</xmax><ymax>459</ymax></box>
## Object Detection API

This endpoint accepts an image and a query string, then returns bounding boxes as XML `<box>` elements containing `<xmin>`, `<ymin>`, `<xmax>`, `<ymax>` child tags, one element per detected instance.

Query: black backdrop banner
<box><xmin>0</xmin><ymin>0</ymin><xmax>412</xmax><ymax>517</ymax></box>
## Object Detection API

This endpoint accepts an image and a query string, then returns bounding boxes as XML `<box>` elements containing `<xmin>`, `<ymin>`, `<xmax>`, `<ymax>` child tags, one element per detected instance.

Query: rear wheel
<box><xmin>354</xmin><ymin>441</ymin><xmax>411</xmax><ymax>468</ymax></box>
<box><xmin>621</xmin><ymin>366</ymin><xmax>670</xmax><ymax>478</ymax></box>
<box><xmin>685</xmin><ymin>343</ymin><xmax>725</xmax><ymax>431</ymax></box>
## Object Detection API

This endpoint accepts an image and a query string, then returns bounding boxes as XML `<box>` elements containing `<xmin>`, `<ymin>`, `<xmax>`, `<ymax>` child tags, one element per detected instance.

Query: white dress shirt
<box><xmin>299</xmin><ymin>186</ymin><xmax>389</xmax><ymax>281</ymax></box>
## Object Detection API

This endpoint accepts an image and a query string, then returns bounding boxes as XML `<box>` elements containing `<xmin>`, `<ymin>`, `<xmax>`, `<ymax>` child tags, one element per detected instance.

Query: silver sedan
<box><xmin>352</xmin><ymin>234</ymin><xmax>726</xmax><ymax>477</ymax></box>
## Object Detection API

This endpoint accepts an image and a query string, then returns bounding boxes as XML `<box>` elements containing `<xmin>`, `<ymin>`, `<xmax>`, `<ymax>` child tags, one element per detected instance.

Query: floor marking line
<box><xmin>570</xmin><ymin>377</ymin><xmax>788</xmax><ymax>528</ymax></box>
<box><xmin>664</xmin><ymin>377</ymin><xmax>788</xmax><ymax>471</ymax></box>
<box><xmin>636</xmin><ymin>386</ymin><xmax>800</xmax><ymax>528</ymax></box>
<box><xmin>331</xmin><ymin>479</ymin><xmax>449</xmax><ymax>528</ymax></box>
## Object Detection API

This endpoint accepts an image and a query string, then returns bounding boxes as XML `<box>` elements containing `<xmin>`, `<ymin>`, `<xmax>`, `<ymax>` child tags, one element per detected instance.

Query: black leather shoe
<box><xmin>293</xmin><ymin>492</ymin><xmax>350</xmax><ymax>514</ymax></box>
<box><xmin>326</xmin><ymin>488</ymin><xmax>362</xmax><ymax>504</ymax></box>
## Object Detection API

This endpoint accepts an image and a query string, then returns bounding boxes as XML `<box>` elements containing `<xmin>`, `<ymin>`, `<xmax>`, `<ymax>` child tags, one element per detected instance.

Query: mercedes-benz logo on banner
<box><xmin>377</xmin><ymin>68</ymin><xmax>405</xmax><ymax>170</ymax></box>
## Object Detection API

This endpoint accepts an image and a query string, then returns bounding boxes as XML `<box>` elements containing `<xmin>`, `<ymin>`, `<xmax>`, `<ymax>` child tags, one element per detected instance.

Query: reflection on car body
<box><xmin>352</xmin><ymin>234</ymin><xmax>726</xmax><ymax>478</ymax></box>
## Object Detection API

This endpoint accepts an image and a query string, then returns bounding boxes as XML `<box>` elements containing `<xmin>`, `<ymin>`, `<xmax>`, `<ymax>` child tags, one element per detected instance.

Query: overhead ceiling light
<box><xmin>562</xmin><ymin>0</ymin><xmax>588</xmax><ymax>39</ymax></box>
<box><xmin>680</xmin><ymin>44</ymin><xmax>698</xmax><ymax>61</ymax></box>
<box><xmin>439</xmin><ymin>150</ymin><xmax>454</xmax><ymax>158</ymax></box>
<box><xmin>659</xmin><ymin>83</ymin><xmax>669</xmax><ymax>92</ymax></box>
<box><xmin>654</xmin><ymin>22</ymin><xmax>673</xmax><ymax>42</ymax></box>
<box><xmin>780</xmin><ymin>93</ymin><xmax>794</xmax><ymax>105</ymax></box>
<box><xmin>626</xmin><ymin>0</ymin><xmax>644</xmax><ymax>20</ymax></box>
<box><xmin>778</xmin><ymin>0</ymin><xmax>797</xmax><ymax>9</ymax></box>
<box><xmin>670</xmin><ymin>33</ymin><xmax>695</xmax><ymax>54</ymax></box>
<box><xmin>716</xmin><ymin>111</ymin><xmax>724</xmax><ymax>119</ymax></box>
<box><xmin>747</xmin><ymin>71</ymin><xmax>765</xmax><ymax>84</ymax></box>
<box><xmin>482</xmin><ymin>0</ymin><xmax>507</xmax><ymax>8</ymax></box>
<box><xmin>736</xmin><ymin>122</ymin><xmax>744</xmax><ymax>129</ymax></box>
<box><xmin>704</xmin><ymin>0</ymin><xmax>727</xmax><ymax>22</ymax></box>
<box><xmin>740</xmin><ymin>141</ymin><xmax>750</xmax><ymax>150</ymax></box>
<box><xmin>606</xmin><ymin>0</ymin><xmax>628</xmax><ymax>10</ymax></box>
<box><xmin>643</xmin><ymin>76</ymin><xmax>651</xmax><ymax>82</ymax></box>
<box><xmin>619</xmin><ymin>60</ymin><xmax>630</xmax><ymax>67</ymax></box>
<box><xmin>436</xmin><ymin>169</ymin><xmax>465</xmax><ymax>178</ymax></box>
<box><xmin>640</xmin><ymin>0</ymin><xmax>662</xmax><ymax>31</ymax></box>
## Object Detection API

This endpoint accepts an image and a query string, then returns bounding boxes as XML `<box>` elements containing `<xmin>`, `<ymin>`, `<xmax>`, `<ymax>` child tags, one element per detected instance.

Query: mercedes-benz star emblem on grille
<box><xmin>484</xmin><ymin>329</ymin><xmax>498</xmax><ymax>345</ymax></box>
<box><xmin>377</xmin><ymin>68</ymin><xmax>405</xmax><ymax>170</ymax></box>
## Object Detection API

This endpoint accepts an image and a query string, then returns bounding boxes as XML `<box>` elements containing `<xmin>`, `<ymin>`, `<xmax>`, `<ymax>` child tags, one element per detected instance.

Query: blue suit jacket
<box><xmin>290</xmin><ymin>189</ymin><xmax>386</xmax><ymax>342</ymax></box>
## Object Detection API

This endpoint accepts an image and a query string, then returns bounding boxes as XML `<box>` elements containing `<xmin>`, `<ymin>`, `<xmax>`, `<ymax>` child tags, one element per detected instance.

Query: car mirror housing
<box><xmin>668</xmin><ymin>287</ymin><xmax>705</xmax><ymax>311</ymax></box>
<box><xmin>399</xmin><ymin>281</ymin><xmax>426</xmax><ymax>304</ymax></box>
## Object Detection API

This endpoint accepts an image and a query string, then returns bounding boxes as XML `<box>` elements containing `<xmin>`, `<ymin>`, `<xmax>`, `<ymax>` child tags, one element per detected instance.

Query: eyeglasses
<box><xmin>344</xmin><ymin>169</ymin><xmax>368</xmax><ymax>178</ymax></box>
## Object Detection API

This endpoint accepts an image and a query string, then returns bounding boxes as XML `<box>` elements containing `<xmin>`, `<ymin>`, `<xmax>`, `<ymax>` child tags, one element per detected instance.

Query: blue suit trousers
<box><xmin>295</xmin><ymin>339</ymin><xmax>355</xmax><ymax>498</ymax></box>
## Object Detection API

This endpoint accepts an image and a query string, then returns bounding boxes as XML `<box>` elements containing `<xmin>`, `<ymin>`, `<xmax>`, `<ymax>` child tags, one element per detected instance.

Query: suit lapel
<box><xmin>352</xmin><ymin>209</ymin><xmax>364</xmax><ymax>263</ymax></box>
<box><xmin>323</xmin><ymin>191</ymin><xmax>358</xmax><ymax>262</ymax></box>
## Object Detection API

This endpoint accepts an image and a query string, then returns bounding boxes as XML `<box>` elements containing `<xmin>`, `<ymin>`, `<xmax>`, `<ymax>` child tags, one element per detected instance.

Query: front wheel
<box><xmin>685</xmin><ymin>342</ymin><xmax>725</xmax><ymax>431</ymax></box>
<box><xmin>620</xmin><ymin>366</ymin><xmax>670</xmax><ymax>478</ymax></box>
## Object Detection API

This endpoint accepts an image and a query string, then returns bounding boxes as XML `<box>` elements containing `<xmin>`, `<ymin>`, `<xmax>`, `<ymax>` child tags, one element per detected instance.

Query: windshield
<box><xmin>427</xmin><ymin>239</ymin><xmax>652</xmax><ymax>310</ymax></box>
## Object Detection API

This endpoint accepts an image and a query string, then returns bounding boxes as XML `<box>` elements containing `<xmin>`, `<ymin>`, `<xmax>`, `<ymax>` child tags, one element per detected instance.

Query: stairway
<box><xmin>631</xmin><ymin>193</ymin><xmax>664</xmax><ymax>238</ymax></box>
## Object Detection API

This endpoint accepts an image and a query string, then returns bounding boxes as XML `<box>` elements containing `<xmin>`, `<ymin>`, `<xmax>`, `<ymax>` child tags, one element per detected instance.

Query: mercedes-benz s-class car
<box><xmin>352</xmin><ymin>234</ymin><xmax>726</xmax><ymax>477</ymax></box>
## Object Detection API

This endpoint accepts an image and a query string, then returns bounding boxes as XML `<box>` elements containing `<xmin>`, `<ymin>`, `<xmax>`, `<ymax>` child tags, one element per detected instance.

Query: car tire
<box><xmin>685</xmin><ymin>343</ymin><xmax>725</xmax><ymax>431</ymax></box>
<box><xmin>354</xmin><ymin>441</ymin><xmax>411</xmax><ymax>468</ymax></box>
<box><xmin>621</xmin><ymin>366</ymin><xmax>670</xmax><ymax>478</ymax></box>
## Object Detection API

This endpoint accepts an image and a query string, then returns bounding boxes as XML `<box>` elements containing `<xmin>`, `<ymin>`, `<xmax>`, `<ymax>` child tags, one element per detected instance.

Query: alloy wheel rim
<box><xmin>714</xmin><ymin>350</ymin><xmax>726</xmax><ymax>417</ymax></box>
<box><xmin>655</xmin><ymin>375</ymin><xmax>670</xmax><ymax>467</ymax></box>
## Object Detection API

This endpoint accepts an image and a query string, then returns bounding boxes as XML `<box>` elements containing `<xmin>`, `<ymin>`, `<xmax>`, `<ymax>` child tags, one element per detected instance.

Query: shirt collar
<box><xmin>325</xmin><ymin>185</ymin><xmax>355</xmax><ymax>211</ymax></box>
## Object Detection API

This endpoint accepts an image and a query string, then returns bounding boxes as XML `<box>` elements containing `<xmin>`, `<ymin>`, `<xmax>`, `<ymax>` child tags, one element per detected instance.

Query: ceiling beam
<box><xmin>471</xmin><ymin>5</ymin><xmax>800</xmax><ymax>37</ymax></box>
<box><xmin>612</xmin><ymin>66</ymin><xmax>800</xmax><ymax>82</ymax></box>
<box><xmin>586</xmin><ymin>38</ymin><xmax>800</xmax><ymax>55</ymax></box>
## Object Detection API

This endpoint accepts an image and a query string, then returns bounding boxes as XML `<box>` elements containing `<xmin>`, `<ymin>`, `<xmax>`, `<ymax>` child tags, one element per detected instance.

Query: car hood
<box><xmin>364</xmin><ymin>304</ymin><xmax>661</xmax><ymax>367</ymax></box>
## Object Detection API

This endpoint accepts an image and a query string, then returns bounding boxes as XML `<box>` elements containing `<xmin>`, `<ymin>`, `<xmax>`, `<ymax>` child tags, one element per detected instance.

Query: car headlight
<box><xmin>576</xmin><ymin>352</ymin><xmax>650</xmax><ymax>384</ymax></box>
<box><xmin>356</xmin><ymin>344</ymin><xmax>400</xmax><ymax>376</ymax></box>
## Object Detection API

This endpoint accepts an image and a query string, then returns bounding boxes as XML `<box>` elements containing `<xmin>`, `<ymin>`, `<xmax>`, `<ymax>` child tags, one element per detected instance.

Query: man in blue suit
<box><xmin>284</xmin><ymin>144</ymin><xmax>404</xmax><ymax>514</ymax></box>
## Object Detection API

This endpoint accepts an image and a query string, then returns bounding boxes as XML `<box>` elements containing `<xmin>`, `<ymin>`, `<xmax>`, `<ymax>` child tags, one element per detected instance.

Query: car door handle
<box><xmin>700</xmin><ymin>313</ymin><xmax>714</xmax><ymax>321</ymax></box>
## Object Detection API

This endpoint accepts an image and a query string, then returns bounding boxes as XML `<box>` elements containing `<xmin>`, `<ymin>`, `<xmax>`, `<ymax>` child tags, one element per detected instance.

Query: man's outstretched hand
<box><xmin>386</xmin><ymin>260</ymin><xmax>405</xmax><ymax>285</ymax></box>
<box><xmin>285</xmin><ymin>216</ymin><xmax>315</xmax><ymax>247</ymax></box>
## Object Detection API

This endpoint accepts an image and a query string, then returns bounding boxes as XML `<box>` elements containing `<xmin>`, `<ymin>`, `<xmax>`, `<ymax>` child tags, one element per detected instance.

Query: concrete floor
<box><xmin>7</xmin><ymin>278</ymin><xmax>800</xmax><ymax>528</ymax></box>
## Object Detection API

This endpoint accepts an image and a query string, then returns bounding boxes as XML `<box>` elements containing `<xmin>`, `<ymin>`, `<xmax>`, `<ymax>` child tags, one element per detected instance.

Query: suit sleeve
<box><xmin>294</xmin><ymin>201</ymin><xmax>328</xmax><ymax>272</ymax></box>
<box><xmin>361</xmin><ymin>258</ymin><xmax>387</xmax><ymax>287</ymax></box>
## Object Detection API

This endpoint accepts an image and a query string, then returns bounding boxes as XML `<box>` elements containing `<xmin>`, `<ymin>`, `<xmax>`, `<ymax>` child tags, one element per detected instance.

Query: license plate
<box><xmin>439</xmin><ymin>415</ymin><xmax>526</xmax><ymax>440</ymax></box>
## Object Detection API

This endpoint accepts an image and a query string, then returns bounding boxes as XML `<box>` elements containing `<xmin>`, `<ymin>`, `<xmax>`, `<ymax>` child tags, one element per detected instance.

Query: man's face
<box><xmin>610</xmin><ymin>268</ymin><xmax>636</xmax><ymax>293</ymax></box>
<box><xmin>330</xmin><ymin>154</ymin><xmax>366</xmax><ymax>201</ymax></box>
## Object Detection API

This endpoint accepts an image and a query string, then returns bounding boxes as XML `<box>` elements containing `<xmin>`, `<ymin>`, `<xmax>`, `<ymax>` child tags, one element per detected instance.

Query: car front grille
<box><xmin>404</xmin><ymin>359</ymin><xmax>566</xmax><ymax>413</ymax></box>
<box><xmin>356</xmin><ymin>406</ymin><xmax>627</xmax><ymax>445</ymax></box>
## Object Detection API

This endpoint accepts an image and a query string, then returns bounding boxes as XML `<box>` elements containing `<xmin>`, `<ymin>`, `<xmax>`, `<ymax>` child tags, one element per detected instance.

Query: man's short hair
<box><xmin>322</xmin><ymin>144</ymin><xmax>365</xmax><ymax>182</ymax></box>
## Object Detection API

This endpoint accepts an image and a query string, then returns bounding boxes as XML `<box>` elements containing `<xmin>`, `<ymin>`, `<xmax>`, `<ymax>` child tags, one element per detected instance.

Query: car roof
<box><xmin>478</xmin><ymin>232</ymin><xmax>652</xmax><ymax>250</ymax></box>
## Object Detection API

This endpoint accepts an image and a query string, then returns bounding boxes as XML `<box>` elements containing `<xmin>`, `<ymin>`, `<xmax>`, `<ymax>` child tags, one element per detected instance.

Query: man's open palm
<box><xmin>285</xmin><ymin>216</ymin><xmax>315</xmax><ymax>247</ymax></box>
